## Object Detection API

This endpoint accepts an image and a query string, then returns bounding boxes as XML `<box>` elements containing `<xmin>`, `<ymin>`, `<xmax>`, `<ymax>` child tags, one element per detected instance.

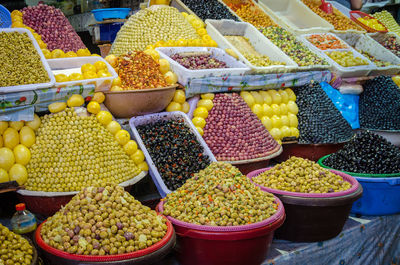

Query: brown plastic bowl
<box><xmin>103</xmin><ymin>86</ymin><xmax>177</xmax><ymax>119</ymax></box>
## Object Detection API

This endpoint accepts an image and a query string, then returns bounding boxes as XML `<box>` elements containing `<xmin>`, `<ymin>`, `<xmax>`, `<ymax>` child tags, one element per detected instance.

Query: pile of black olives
<box><xmin>360</xmin><ymin>76</ymin><xmax>400</xmax><ymax>130</ymax></box>
<box><xmin>295</xmin><ymin>82</ymin><xmax>354</xmax><ymax>144</ymax></box>
<box><xmin>324</xmin><ymin>131</ymin><xmax>400</xmax><ymax>174</ymax></box>
<box><xmin>137</xmin><ymin>119</ymin><xmax>211</xmax><ymax>190</ymax></box>
<box><xmin>180</xmin><ymin>0</ymin><xmax>238</xmax><ymax>21</ymax></box>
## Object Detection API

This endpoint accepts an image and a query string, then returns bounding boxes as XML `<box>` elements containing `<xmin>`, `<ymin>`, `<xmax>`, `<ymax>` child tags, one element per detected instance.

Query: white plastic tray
<box><xmin>47</xmin><ymin>56</ymin><xmax>117</xmax><ymax>91</ymax></box>
<box><xmin>258</xmin><ymin>0</ymin><xmax>334</xmax><ymax>35</ymax></box>
<box><xmin>368</xmin><ymin>32</ymin><xmax>400</xmax><ymax>59</ymax></box>
<box><xmin>336</xmin><ymin>32</ymin><xmax>400</xmax><ymax>75</ymax></box>
<box><xmin>0</xmin><ymin>28</ymin><xmax>55</xmax><ymax>94</ymax></box>
<box><xmin>300</xmin><ymin>33</ymin><xmax>350</xmax><ymax>51</ymax></box>
<box><xmin>155</xmin><ymin>47</ymin><xmax>250</xmax><ymax>86</ymax></box>
<box><xmin>129</xmin><ymin>111</ymin><xmax>217</xmax><ymax>197</ymax></box>
<box><xmin>205</xmin><ymin>19</ymin><xmax>298</xmax><ymax>73</ymax></box>
<box><xmin>321</xmin><ymin>49</ymin><xmax>375</xmax><ymax>77</ymax></box>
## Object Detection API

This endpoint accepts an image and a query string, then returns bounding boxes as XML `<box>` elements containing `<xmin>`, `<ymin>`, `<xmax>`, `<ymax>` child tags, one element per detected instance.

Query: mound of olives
<box><xmin>253</xmin><ymin>157</ymin><xmax>352</xmax><ymax>193</ymax></box>
<box><xmin>0</xmin><ymin>224</ymin><xmax>34</xmax><ymax>265</ymax></box>
<box><xmin>162</xmin><ymin>162</ymin><xmax>277</xmax><ymax>226</ymax></box>
<box><xmin>41</xmin><ymin>184</ymin><xmax>168</xmax><ymax>255</ymax></box>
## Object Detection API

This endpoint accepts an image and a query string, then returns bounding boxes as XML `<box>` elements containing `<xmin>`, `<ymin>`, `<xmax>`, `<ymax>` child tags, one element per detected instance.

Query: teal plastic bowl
<box><xmin>318</xmin><ymin>155</ymin><xmax>400</xmax><ymax>215</ymax></box>
<box><xmin>91</xmin><ymin>8</ymin><xmax>130</xmax><ymax>21</ymax></box>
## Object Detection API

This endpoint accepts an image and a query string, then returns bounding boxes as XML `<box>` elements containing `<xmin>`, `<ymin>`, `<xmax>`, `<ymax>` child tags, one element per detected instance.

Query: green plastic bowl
<box><xmin>318</xmin><ymin>155</ymin><xmax>400</xmax><ymax>178</ymax></box>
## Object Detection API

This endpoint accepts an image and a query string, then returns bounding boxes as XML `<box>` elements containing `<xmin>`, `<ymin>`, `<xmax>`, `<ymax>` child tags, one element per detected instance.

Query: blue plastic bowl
<box><xmin>91</xmin><ymin>8</ymin><xmax>130</xmax><ymax>21</ymax></box>
<box><xmin>351</xmin><ymin>176</ymin><xmax>400</xmax><ymax>216</ymax></box>
<box><xmin>0</xmin><ymin>4</ymin><xmax>11</xmax><ymax>28</ymax></box>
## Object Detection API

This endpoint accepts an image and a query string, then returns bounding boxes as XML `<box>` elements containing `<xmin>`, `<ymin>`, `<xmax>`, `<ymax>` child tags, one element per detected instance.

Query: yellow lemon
<box><xmin>67</xmin><ymin>94</ymin><xmax>85</xmax><ymax>107</ymax></box>
<box><xmin>0</xmin><ymin>121</ymin><xmax>8</xmax><ymax>135</ymax></box>
<box><xmin>288</xmin><ymin>113</ymin><xmax>298</xmax><ymax>127</ymax></box>
<box><xmin>280</xmin><ymin>103</ymin><xmax>288</xmax><ymax>115</ymax></box>
<box><xmin>37</xmin><ymin>39</ymin><xmax>47</xmax><ymax>49</ymax></box>
<box><xmin>181</xmin><ymin>102</ymin><xmax>190</xmax><ymax>114</ymax></box>
<box><xmin>197</xmin><ymin>28</ymin><xmax>207</xmax><ymax>36</ymax></box>
<box><xmin>68</xmin><ymin>73</ymin><xmax>84</xmax><ymax>81</ymax></box>
<box><xmin>0</xmin><ymin>168</ymin><xmax>9</xmax><ymax>183</ymax></box>
<box><xmin>192</xmin><ymin>117</ymin><xmax>206</xmax><ymax>128</ymax></box>
<box><xmin>262</xmin><ymin>104</ymin><xmax>274</xmax><ymax>117</ymax></box>
<box><xmin>55</xmin><ymin>74</ymin><xmax>69</xmax><ymax>83</ymax></box>
<box><xmin>279</xmin><ymin>90</ymin><xmax>289</xmax><ymax>104</ymax></box>
<box><xmin>270</xmin><ymin>104</ymin><xmax>281</xmax><ymax>116</ymax></box>
<box><xmin>164</xmin><ymin>71</ymin><xmax>178</xmax><ymax>84</ymax></box>
<box><xmin>261</xmin><ymin>116</ymin><xmax>272</xmax><ymax>131</ymax></box>
<box><xmin>106</xmin><ymin>121</ymin><xmax>121</xmax><ymax>135</ymax></box>
<box><xmin>131</xmin><ymin>150</ymin><xmax>145</xmax><ymax>165</ymax></box>
<box><xmin>193</xmin><ymin>107</ymin><xmax>208</xmax><ymax>119</ymax></box>
<box><xmin>81</xmin><ymin>63</ymin><xmax>97</xmax><ymax>73</ymax></box>
<box><xmin>94</xmin><ymin>61</ymin><xmax>107</xmax><ymax>71</ymax></box>
<box><xmin>9</xmin><ymin>164</ymin><xmax>28</xmax><ymax>185</ymax></box>
<box><xmin>13</xmin><ymin>144</ymin><xmax>31</xmax><ymax>166</ymax></box>
<box><xmin>260</xmin><ymin>91</ymin><xmax>272</xmax><ymax>105</ymax></box>
<box><xmin>83</xmin><ymin>71</ymin><xmax>98</xmax><ymax>80</ymax></box>
<box><xmin>97</xmin><ymin>70</ymin><xmax>111</xmax><ymax>78</ymax></box>
<box><xmin>65</xmin><ymin>51</ymin><xmax>77</xmax><ymax>57</ymax></box>
<box><xmin>281</xmin><ymin>126</ymin><xmax>291</xmax><ymax>138</ymax></box>
<box><xmin>269</xmin><ymin>128</ymin><xmax>282</xmax><ymax>140</ymax></box>
<box><xmin>251</xmin><ymin>104</ymin><xmax>263</xmax><ymax>118</ymax></box>
<box><xmin>87</xmin><ymin>101</ymin><xmax>101</xmax><ymax>114</ymax></box>
<box><xmin>92</xmin><ymin>92</ymin><xmax>105</xmax><ymax>104</ymax></box>
<box><xmin>19</xmin><ymin>126</ymin><xmax>35</xmax><ymax>148</ymax></box>
<box><xmin>159</xmin><ymin>59</ymin><xmax>170</xmax><ymax>74</ymax></box>
<box><xmin>285</xmin><ymin>88</ymin><xmax>296</xmax><ymax>101</ymax></box>
<box><xmin>9</xmin><ymin>121</ymin><xmax>24</xmax><ymax>131</ymax></box>
<box><xmin>51</xmin><ymin>49</ymin><xmax>65</xmax><ymax>58</ymax></box>
<box><xmin>0</xmin><ymin>147</ymin><xmax>15</xmax><ymax>171</ymax></box>
<box><xmin>3</xmin><ymin>128</ymin><xmax>19</xmax><ymax>149</ymax></box>
<box><xmin>280</xmin><ymin>115</ymin><xmax>290</xmax><ymax>127</ymax></box>
<box><xmin>287</xmin><ymin>101</ymin><xmax>299</xmax><ymax>115</ymax></box>
<box><xmin>96</xmin><ymin>111</ymin><xmax>113</xmax><ymax>126</ymax></box>
<box><xmin>112</xmin><ymin>77</ymin><xmax>122</xmax><ymax>87</ymax></box>
<box><xmin>250</xmin><ymin>91</ymin><xmax>264</xmax><ymax>105</ymax></box>
<box><xmin>166</xmin><ymin>102</ymin><xmax>182</xmax><ymax>112</ymax></box>
<box><xmin>173</xmin><ymin>90</ymin><xmax>186</xmax><ymax>104</ymax></box>
<box><xmin>196</xmin><ymin>126</ymin><xmax>204</xmax><ymax>136</ymax></box>
<box><xmin>41</xmin><ymin>49</ymin><xmax>52</xmax><ymax>59</ymax></box>
<box><xmin>197</xmin><ymin>99</ymin><xmax>213</xmax><ymax>111</ymax></box>
<box><xmin>48</xmin><ymin>102</ymin><xmax>67</xmax><ymax>113</ymax></box>
<box><xmin>77</xmin><ymin>48</ymin><xmax>91</xmax><ymax>57</ymax></box>
<box><xmin>91</xmin><ymin>54</ymin><xmax>101</xmax><ymax>57</ymax></box>
<box><xmin>201</xmin><ymin>93</ymin><xmax>214</xmax><ymax>100</ymax></box>
<box><xmin>290</xmin><ymin>127</ymin><xmax>300</xmax><ymax>138</ymax></box>
<box><xmin>240</xmin><ymin>91</ymin><xmax>255</xmax><ymax>107</ymax></box>
<box><xmin>123</xmin><ymin>140</ymin><xmax>138</xmax><ymax>155</ymax></box>
<box><xmin>138</xmin><ymin>161</ymin><xmax>149</xmax><ymax>171</ymax></box>
<box><xmin>25</xmin><ymin>114</ymin><xmax>40</xmax><ymax>131</ymax></box>
<box><xmin>271</xmin><ymin>115</ymin><xmax>282</xmax><ymax>128</ymax></box>
<box><xmin>115</xmin><ymin>130</ymin><xmax>130</xmax><ymax>145</ymax></box>
<box><xmin>110</xmin><ymin>85</ymin><xmax>123</xmax><ymax>92</ymax></box>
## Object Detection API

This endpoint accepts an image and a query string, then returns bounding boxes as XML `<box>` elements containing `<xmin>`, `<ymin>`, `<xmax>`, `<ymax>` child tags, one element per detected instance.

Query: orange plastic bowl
<box><xmin>350</xmin><ymin>11</ymin><xmax>388</xmax><ymax>33</ymax></box>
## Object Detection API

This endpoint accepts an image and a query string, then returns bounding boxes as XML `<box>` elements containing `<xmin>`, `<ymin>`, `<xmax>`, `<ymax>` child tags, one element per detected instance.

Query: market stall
<box><xmin>0</xmin><ymin>0</ymin><xmax>400</xmax><ymax>265</ymax></box>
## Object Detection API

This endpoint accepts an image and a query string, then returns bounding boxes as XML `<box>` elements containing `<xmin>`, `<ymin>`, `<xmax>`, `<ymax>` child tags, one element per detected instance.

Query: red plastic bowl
<box><xmin>157</xmin><ymin>197</ymin><xmax>285</xmax><ymax>265</ymax></box>
<box><xmin>35</xmin><ymin>215</ymin><xmax>175</xmax><ymax>263</ymax></box>
<box><xmin>350</xmin><ymin>11</ymin><xmax>388</xmax><ymax>33</ymax></box>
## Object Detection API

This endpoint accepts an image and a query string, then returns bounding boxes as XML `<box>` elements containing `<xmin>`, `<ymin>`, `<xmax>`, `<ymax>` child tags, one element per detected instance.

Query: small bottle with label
<box><xmin>11</xmin><ymin>203</ymin><xmax>37</xmax><ymax>235</ymax></box>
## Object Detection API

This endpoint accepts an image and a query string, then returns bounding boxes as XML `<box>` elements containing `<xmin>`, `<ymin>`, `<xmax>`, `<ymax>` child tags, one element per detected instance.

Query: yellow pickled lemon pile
<box><xmin>25</xmin><ymin>107</ymin><xmax>144</xmax><ymax>192</ymax></box>
<box><xmin>11</xmin><ymin>9</ymin><xmax>47</xmax><ymax>49</ymax></box>
<box><xmin>373</xmin><ymin>10</ymin><xmax>400</xmax><ymax>36</ymax></box>
<box><xmin>110</xmin><ymin>6</ymin><xmax>200</xmax><ymax>55</ymax></box>
<box><xmin>240</xmin><ymin>89</ymin><xmax>299</xmax><ymax>144</ymax></box>
<box><xmin>357</xmin><ymin>17</ymin><xmax>386</xmax><ymax>31</ymax></box>
<box><xmin>54</xmin><ymin>61</ymin><xmax>111</xmax><ymax>83</ymax></box>
<box><xmin>166</xmin><ymin>89</ymin><xmax>190</xmax><ymax>113</ymax></box>
<box><xmin>0</xmin><ymin>115</ymin><xmax>40</xmax><ymax>185</ymax></box>
<box><xmin>192</xmin><ymin>93</ymin><xmax>215</xmax><ymax>136</ymax></box>
<box><xmin>41</xmin><ymin>48</ymin><xmax>94</xmax><ymax>59</ymax></box>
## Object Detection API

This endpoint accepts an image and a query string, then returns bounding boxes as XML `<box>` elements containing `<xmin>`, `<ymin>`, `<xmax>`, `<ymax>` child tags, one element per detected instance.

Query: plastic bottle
<box><xmin>11</xmin><ymin>203</ymin><xmax>37</xmax><ymax>235</ymax></box>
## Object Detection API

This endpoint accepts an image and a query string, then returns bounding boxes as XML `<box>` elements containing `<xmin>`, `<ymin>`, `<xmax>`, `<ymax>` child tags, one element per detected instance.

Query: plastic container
<box><xmin>156</xmin><ymin>197</ymin><xmax>285</xmax><ymax>265</ymax></box>
<box><xmin>91</xmin><ymin>8</ymin><xmax>131</xmax><ymax>21</ymax></box>
<box><xmin>318</xmin><ymin>155</ymin><xmax>400</xmax><ymax>215</ymax></box>
<box><xmin>156</xmin><ymin>47</ymin><xmax>250</xmax><ymax>86</ymax></box>
<box><xmin>47</xmin><ymin>56</ymin><xmax>117</xmax><ymax>91</ymax></box>
<box><xmin>11</xmin><ymin>203</ymin><xmax>37</xmax><ymax>234</ymax></box>
<box><xmin>96</xmin><ymin>22</ymin><xmax>124</xmax><ymax>43</ymax></box>
<box><xmin>258</xmin><ymin>0</ymin><xmax>335</xmax><ymax>35</ymax></box>
<box><xmin>103</xmin><ymin>85</ymin><xmax>177</xmax><ymax>118</ymax></box>
<box><xmin>336</xmin><ymin>32</ymin><xmax>400</xmax><ymax>75</ymax></box>
<box><xmin>205</xmin><ymin>19</ymin><xmax>298</xmax><ymax>73</ymax></box>
<box><xmin>0</xmin><ymin>4</ymin><xmax>11</xmax><ymax>28</ymax></box>
<box><xmin>129</xmin><ymin>111</ymin><xmax>217</xmax><ymax>197</ymax></box>
<box><xmin>350</xmin><ymin>10</ymin><xmax>388</xmax><ymax>33</ymax></box>
<box><xmin>16</xmin><ymin>171</ymin><xmax>147</xmax><ymax>216</ymax></box>
<box><xmin>35</xmin><ymin>215</ymin><xmax>176</xmax><ymax>265</ymax></box>
<box><xmin>368</xmin><ymin>32</ymin><xmax>400</xmax><ymax>59</ymax></box>
<box><xmin>0</xmin><ymin>28</ymin><xmax>55</xmax><ymax>94</ymax></box>
<box><xmin>247</xmin><ymin>167</ymin><xmax>362</xmax><ymax>242</ymax></box>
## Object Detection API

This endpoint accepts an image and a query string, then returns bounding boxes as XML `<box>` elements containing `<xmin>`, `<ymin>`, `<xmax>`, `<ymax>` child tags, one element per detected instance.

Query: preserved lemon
<box><xmin>3</xmin><ymin>128</ymin><xmax>19</xmax><ymax>149</ymax></box>
<box><xmin>19</xmin><ymin>126</ymin><xmax>35</xmax><ymax>148</ymax></box>
<box><xmin>123</xmin><ymin>140</ymin><xmax>138</xmax><ymax>155</ymax></box>
<box><xmin>0</xmin><ymin>121</ymin><xmax>8</xmax><ymax>135</ymax></box>
<box><xmin>0</xmin><ymin>147</ymin><xmax>15</xmax><ymax>171</ymax></box>
<box><xmin>0</xmin><ymin>168</ymin><xmax>9</xmax><ymax>183</ymax></box>
<box><xmin>9</xmin><ymin>121</ymin><xmax>24</xmax><ymax>131</ymax></box>
<box><xmin>9</xmin><ymin>163</ymin><xmax>27</xmax><ymax>185</ymax></box>
<box><xmin>49</xmin><ymin>102</ymin><xmax>67</xmax><ymax>113</ymax></box>
<box><xmin>106</xmin><ymin>121</ymin><xmax>121</xmax><ymax>135</ymax></box>
<box><xmin>96</xmin><ymin>111</ymin><xmax>113</xmax><ymax>125</ymax></box>
<box><xmin>25</xmin><ymin>114</ymin><xmax>41</xmax><ymax>131</ymax></box>
<box><xmin>67</xmin><ymin>94</ymin><xmax>84</xmax><ymax>107</ymax></box>
<box><xmin>13</xmin><ymin>144</ymin><xmax>31</xmax><ymax>166</ymax></box>
<box><xmin>115</xmin><ymin>130</ymin><xmax>130</xmax><ymax>145</ymax></box>
<box><xmin>87</xmin><ymin>101</ymin><xmax>101</xmax><ymax>114</ymax></box>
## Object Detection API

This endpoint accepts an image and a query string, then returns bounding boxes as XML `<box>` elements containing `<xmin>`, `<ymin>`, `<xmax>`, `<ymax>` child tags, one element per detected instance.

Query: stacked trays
<box><xmin>0</xmin><ymin>28</ymin><xmax>55</xmax><ymax>93</ymax></box>
<box><xmin>336</xmin><ymin>32</ymin><xmax>400</xmax><ymax>75</ymax></box>
<box><xmin>205</xmin><ymin>19</ymin><xmax>298</xmax><ymax>73</ymax></box>
<box><xmin>156</xmin><ymin>47</ymin><xmax>250</xmax><ymax>86</ymax></box>
<box><xmin>129</xmin><ymin>111</ymin><xmax>217</xmax><ymax>197</ymax></box>
<box><xmin>300</xmin><ymin>33</ymin><xmax>376</xmax><ymax>77</ymax></box>
<box><xmin>258</xmin><ymin>0</ymin><xmax>334</xmax><ymax>35</ymax></box>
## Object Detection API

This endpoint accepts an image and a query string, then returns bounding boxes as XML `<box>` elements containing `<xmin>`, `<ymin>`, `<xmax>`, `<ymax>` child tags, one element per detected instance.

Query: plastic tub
<box><xmin>156</xmin><ymin>197</ymin><xmax>285</xmax><ymax>265</ymax></box>
<box><xmin>336</xmin><ymin>32</ymin><xmax>400</xmax><ymax>75</ymax></box>
<box><xmin>0</xmin><ymin>28</ymin><xmax>55</xmax><ymax>94</ymax></box>
<box><xmin>103</xmin><ymin>85</ymin><xmax>177</xmax><ymax>118</ymax></box>
<box><xmin>258</xmin><ymin>0</ymin><xmax>334</xmax><ymax>35</ymax></box>
<box><xmin>205</xmin><ymin>19</ymin><xmax>298</xmax><ymax>73</ymax></box>
<box><xmin>35</xmin><ymin>216</ymin><xmax>175</xmax><ymax>265</ymax></box>
<box><xmin>350</xmin><ymin>10</ymin><xmax>387</xmax><ymax>33</ymax></box>
<box><xmin>318</xmin><ymin>155</ymin><xmax>400</xmax><ymax>215</ymax></box>
<box><xmin>16</xmin><ymin>171</ymin><xmax>147</xmax><ymax>216</ymax></box>
<box><xmin>368</xmin><ymin>32</ymin><xmax>400</xmax><ymax>59</ymax></box>
<box><xmin>156</xmin><ymin>47</ymin><xmax>250</xmax><ymax>86</ymax></box>
<box><xmin>47</xmin><ymin>57</ymin><xmax>117</xmax><ymax>91</ymax></box>
<box><xmin>129</xmin><ymin>111</ymin><xmax>217</xmax><ymax>197</ymax></box>
<box><xmin>248</xmin><ymin>167</ymin><xmax>362</xmax><ymax>242</ymax></box>
<box><xmin>91</xmin><ymin>8</ymin><xmax>131</xmax><ymax>21</ymax></box>
<box><xmin>0</xmin><ymin>4</ymin><xmax>11</xmax><ymax>28</ymax></box>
